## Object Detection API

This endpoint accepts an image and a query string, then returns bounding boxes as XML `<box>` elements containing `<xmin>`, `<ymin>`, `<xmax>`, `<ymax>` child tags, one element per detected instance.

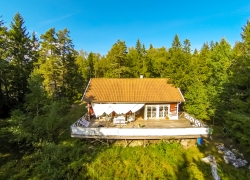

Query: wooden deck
<box><xmin>70</xmin><ymin>115</ymin><xmax>209</xmax><ymax>139</ymax></box>
<box><xmin>88</xmin><ymin>117</ymin><xmax>192</xmax><ymax>129</ymax></box>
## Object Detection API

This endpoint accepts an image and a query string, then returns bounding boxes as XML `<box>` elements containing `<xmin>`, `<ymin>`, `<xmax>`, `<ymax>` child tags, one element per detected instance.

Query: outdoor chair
<box><xmin>127</xmin><ymin>116</ymin><xmax>134</xmax><ymax>123</ymax></box>
<box><xmin>77</xmin><ymin>116</ymin><xmax>90</xmax><ymax>127</ymax></box>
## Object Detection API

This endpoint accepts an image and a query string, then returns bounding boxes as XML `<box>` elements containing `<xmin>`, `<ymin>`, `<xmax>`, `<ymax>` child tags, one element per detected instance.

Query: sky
<box><xmin>1</xmin><ymin>0</ymin><xmax>250</xmax><ymax>56</ymax></box>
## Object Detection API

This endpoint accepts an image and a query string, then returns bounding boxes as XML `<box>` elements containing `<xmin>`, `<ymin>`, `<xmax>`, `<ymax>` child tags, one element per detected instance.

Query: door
<box><xmin>146</xmin><ymin>105</ymin><xmax>157</xmax><ymax>119</ymax></box>
<box><xmin>159</xmin><ymin>105</ymin><xmax>168</xmax><ymax>118</ymax></box>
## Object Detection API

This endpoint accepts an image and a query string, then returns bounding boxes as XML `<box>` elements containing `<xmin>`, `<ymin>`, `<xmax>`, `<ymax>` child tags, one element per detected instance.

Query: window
<box><xmin>145</xmin><ymin>104</ymin><xmax>170</xmax><ymax>119</ymax></box>
<box><xmin>159</xmin><ymin>105</ymin><xmax>168</xmax><ymax>118</ymax></box>
<box><xmin>146</xmin><ymin>105</ymin><xmax>157</xmax><ymax>119</ymax></box>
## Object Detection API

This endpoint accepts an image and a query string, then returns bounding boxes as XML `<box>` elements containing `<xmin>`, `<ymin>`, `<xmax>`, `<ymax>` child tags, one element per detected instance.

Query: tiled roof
<box><xmin>82</xmin><ymin>78</ymin><xmax>185</xmax><ymax>103</ymax></box>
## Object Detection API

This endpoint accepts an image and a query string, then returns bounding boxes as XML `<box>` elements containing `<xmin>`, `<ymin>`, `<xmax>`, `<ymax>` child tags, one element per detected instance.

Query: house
<box><xmin>70</xmin><ymin>78</ymin><xmax>208</xmax><ymax>139</ymax></box>
<box><xmin>82</xmin><ymin>78</ymin><xmax>185</xmax><ymax>120</ymax></box>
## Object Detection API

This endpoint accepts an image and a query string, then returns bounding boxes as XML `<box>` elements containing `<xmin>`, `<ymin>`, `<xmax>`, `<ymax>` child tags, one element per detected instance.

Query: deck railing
<box><xmin>70</xmin><ymin>112</ymin><xmax>209</xmax><ymax>139</ymax></box>
<box><xmin>183</xmin><ymin>112</ymin><xmax>207</xmax><ymax>127</ymax></box>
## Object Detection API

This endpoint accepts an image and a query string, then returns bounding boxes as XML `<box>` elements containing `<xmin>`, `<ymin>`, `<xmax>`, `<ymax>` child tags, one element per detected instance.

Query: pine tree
<box><xmin>8</xmin><ymin>13</ymin><xmax>34</xmax><ymax>106</ymax></box>
<box><xmin>38</xmin><ymin>28</ymin><xmax>59</xmax><ymax>97</ymax></box>
<box><xmin>146</xmin><ymin>47</ymin><xmax>168</xmax><ymax>78</ymax></box>
<box><xmin>0</xmin><ymin>17</ymin><xmax>10</xmax><ymax>117</ymax></box>
<box><xmin>105</xmin><ymin>39</ymin><xmax>129</xmax><ymax>78</ymax></box>
<box><xmin>25</xmin><ymin>69</ymin><xmax>47</xmax><ymax>118</ymax></box>
<box><xmin>56</xmin><ymin>28</ymin><xmax>79</xmax><ymax>99</ymax></box>
<box><xmin>221</xmin><ymin>20</ymin><xmax>250</xmax><ymax>149</ymax></box>
<box><xmin>209</xmin><ymin>38</ymin><xmax>232</xmax><ymax>118</ymax></box>
<box><xmin>171</xmin><ymin>34</ymin><xmax>182</xmax><ymax>50</ymax></box>
<box><xmin>87</xmin><ymin>52</ymin><xmax>94</xmax><ymax>79</ymax></box>
<box><xmin>38</xmin><ymin>28</ymin><xmax>81</xmax><ymax>101</ymax></box>
<box><xmin>127</xmin><ymin>39</ymin><xmax>146</xmax><ymax>78</ymax></box>
<box><xmin>164</xmin><ymin>35</ymin><xmax>191</xmax><ymax>92</ymax></box>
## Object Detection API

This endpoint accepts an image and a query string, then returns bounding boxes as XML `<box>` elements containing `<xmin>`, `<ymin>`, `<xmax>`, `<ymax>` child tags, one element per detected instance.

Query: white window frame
<box><xmin>144</xmin><ymin>104</ymin><xmax>170</xmax><ymax>120</ymax></box>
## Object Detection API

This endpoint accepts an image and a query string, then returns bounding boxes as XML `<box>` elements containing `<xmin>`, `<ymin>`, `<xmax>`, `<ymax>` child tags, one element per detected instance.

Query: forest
<box><xmin>1</xmin><ymin>13</ymin><xmax>250</xmax><ymax>179</ymax></box>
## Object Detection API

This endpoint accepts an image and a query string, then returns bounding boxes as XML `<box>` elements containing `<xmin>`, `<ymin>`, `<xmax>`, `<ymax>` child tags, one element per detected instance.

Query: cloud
<box><xmin>39</xmin><ymin>13</ymin><xmax>75</xmax><ymax>26</ymax></box>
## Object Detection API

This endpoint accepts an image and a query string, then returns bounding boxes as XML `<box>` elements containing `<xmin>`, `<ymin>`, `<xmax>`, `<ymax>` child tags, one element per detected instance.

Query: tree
<box><xmin>127</xmin><ymin>39</ymin><xmax>147</xmax><ymax>78</ymax></box>
<box><xmin>37</xmin><ymin>28</ymin><xmax>81</xmax><ymax>101</ymax></box>
<box><xmin>146</xmin><ymin>46</ymin><xmax>168</xmax><ymax>78</ymax></box>
<box><xmin>25</xmin><ymin>70</ymin><xmax>47</xmax><ymax>118</ymax></box>
<box><xmin>209</xmin><ymin>38</ymin><xmax>232</xmax><ymax>118</ymax></box>
<box><xmin>184</xmin><ymin>81</ymin><xmax>209</xmax><ymax>120</ymax></box>
<box><xmin>171</xmin><ymin>34</ymin><xmax>182</xmax><ymax>50</ymax></box>
<box><xmin>182</xmin><ymin>45</ymin><xmax>211</xmax><ymax>120</ymax></box>
<box><xmin>164</xmin><ymin>35</ymin><xmax>192</xmax><ymax>92</ymax></box>
<box><xmin>56</xmin><ymin>28</ymin><xmax>80</xmax><ymax>100</ymax></box>
<box><xmin>0</xmin><ymin>16</ymin><xmax>10</xmax><ymax>117</ymax></box>
<box><xmin>38</xmin><ymin>28</ymin><xmax>59</xmax><ymax>97</ymax></box>
<box><xmin>105</xmin><ymin>40</ymin><xmax>130</xmax><ymax>78</ymax></box>
<box><xmin>221</xmin><ymin>20</ymin><xmax>250</xmax><ymax>149</ymax></box>
<box><xmin>87</xmin><ymin>52</ymin><xmax>94</xmax><ymax>79</ymax></box>
<box><xmin>8</xmin><ymin>13</ymin><xmax>34</xmax><ymax>107</ymax></box>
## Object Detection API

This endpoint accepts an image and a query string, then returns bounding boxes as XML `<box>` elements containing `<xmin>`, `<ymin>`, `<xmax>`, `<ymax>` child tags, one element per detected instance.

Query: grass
<box><xmin>85</xmin><ymin>143</ymin><xmax>212</xmax><ymax>180</ymax></box>
<box><xmin>1</xmin><ymin>104</ymin><xmax>250</xmax><ymax>180</ymax></box>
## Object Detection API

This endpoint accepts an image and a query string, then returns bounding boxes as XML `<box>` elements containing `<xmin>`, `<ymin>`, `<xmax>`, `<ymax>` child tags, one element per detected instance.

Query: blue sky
<box><xmin>1</xmin><ymin>0</ymin><xmax>250</xmax><ymax>55</ymax></box>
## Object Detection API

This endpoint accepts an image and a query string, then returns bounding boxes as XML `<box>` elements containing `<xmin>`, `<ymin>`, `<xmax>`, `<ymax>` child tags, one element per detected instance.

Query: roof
<box><xmin>82</xmin><ymin>78</ymin><xmax>185</xmax><ymax>103</ymax></box>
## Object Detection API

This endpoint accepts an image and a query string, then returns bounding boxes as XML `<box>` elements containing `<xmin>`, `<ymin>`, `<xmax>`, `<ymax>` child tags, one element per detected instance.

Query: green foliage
<box><xmin>8</xmin><ymin>13</ymin><xmax>34</xmax><ymax>105</ymax></box>
<box><xmin>184</xmin><ymin>81</ymin><xmax>210</xmax><ymax>120</ymax></box>
<box><xmin>220</xmin><ymin>19</ymin><xmax>250</xmax><ymax>150</ymax></box>
<box><xmin>147</xmin><ymin>46</ymin><xmax>168</xmax><ymax>77</ymax></box>
<box><xmin>105</xmin><ymin>39</ymin><xmax>130</xmax><ymax>78</ymax></box>
<box><xmin>0</xmin><ymin>17</ymin><xmax>9</xmax><ymax>117</ymax></box>
<box><xmin>25</xmin><ymin>70</ymin><xmax>47</xmax><ymax>117</ymax></box>
<box><xmin>37</xmin><ymin>28</ymin><xmax>82</xmax><ymax>101</ymax></box>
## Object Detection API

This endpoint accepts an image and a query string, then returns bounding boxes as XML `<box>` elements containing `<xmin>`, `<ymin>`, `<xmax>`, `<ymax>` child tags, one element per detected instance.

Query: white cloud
<box><xmin>39</xmin><ymin>13</ymin><xmax>75</xmax><ymax>26</ymax></box>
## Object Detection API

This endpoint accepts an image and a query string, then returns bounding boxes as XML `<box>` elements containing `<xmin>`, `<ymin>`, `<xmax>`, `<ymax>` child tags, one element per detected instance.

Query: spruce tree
<box><xmin>38</xmin><ymin>28</ymin><xmax>59</xmax><ymax>97</ymax></box>
<box><xmin>127</xmin><ymin>39</ymin><xmax>146</xmax><ymax>78</ymax></box>
<box><xmin>105</xmin><ymin>39</ymin><xmax>129</xmax><ymax>78</ymax></box>
<box><xmin>8</xmin><ymin>13</ymin><xmax>34</xmax><ymax>106</ymax></box>
<box><xmin>221</xmin><ymin>20</ymin><xmax>250</xmax><ymax>149</ymax></box>
<box><xmin>0</xmin><ymin>17</ymin><xmax>9</xmax><ymax>117</ymax></box>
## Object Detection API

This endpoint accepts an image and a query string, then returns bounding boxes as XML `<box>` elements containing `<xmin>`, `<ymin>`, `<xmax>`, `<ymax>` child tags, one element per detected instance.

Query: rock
<box><xmin>128</xmin><ymin>140</ymin><xmax>144</xmax><ymax>147</ymax></box>
<box><xmin>180</xmin><ymin>139</ymin><xmax>188</xmax><ymax>147</ymax></box>
<box><xmin>180</xmin><ymin>139</ymin><xmax>196</xmax><ymax>149</ymax></box>
<box><xmin>218</xmin><ymin>150</ymin><xmax>224</xmax><ymax>154</ymax></box>
<box><xmin>218</xmin><ymin>145</ymin><xmax>248</xmax><ymax>168</ymax></box>
<box><xmin>202</xmin><ymin>155</ymin><xmax>220</xmax><ymax>180</ymax></box>
<box><xmin>223</xmin><ymin>156</ymin><xmax>231</xmax><ymax>164</ymax></box>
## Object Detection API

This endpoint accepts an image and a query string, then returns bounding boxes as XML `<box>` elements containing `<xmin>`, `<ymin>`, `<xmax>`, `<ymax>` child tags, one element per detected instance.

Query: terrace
<box><xmin>70</xmin><ymin>113</ymin><xmax>209</xmax><ymax>139</ymax></box>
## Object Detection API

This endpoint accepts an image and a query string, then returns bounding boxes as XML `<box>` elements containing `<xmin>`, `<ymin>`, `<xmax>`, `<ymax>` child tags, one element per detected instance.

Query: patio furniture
<box><xmin>127</xmin><ymin>116</ymin><xmax>134</xmax><ymax>123</ymax></box>
<box><xmin>77</xmin><ymin>117</ymin><xmax>90</xmax><ymax>127</ymax></box>
<box><xmin>113</xmin><ymin>115</ymin><xmax>126</xmax><ymax>124</ymax></box>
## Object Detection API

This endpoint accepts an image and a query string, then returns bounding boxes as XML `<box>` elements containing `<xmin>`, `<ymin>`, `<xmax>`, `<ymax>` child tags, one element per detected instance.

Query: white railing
<box><xmin>183</xmin><ymin>112</ymin><xmax>207</xmax><ymax>127</ymax></box>
<box><xmin>70</xmin><ymin>126</ymin><xmax>209</xmax><ymax>137</ymax></box>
